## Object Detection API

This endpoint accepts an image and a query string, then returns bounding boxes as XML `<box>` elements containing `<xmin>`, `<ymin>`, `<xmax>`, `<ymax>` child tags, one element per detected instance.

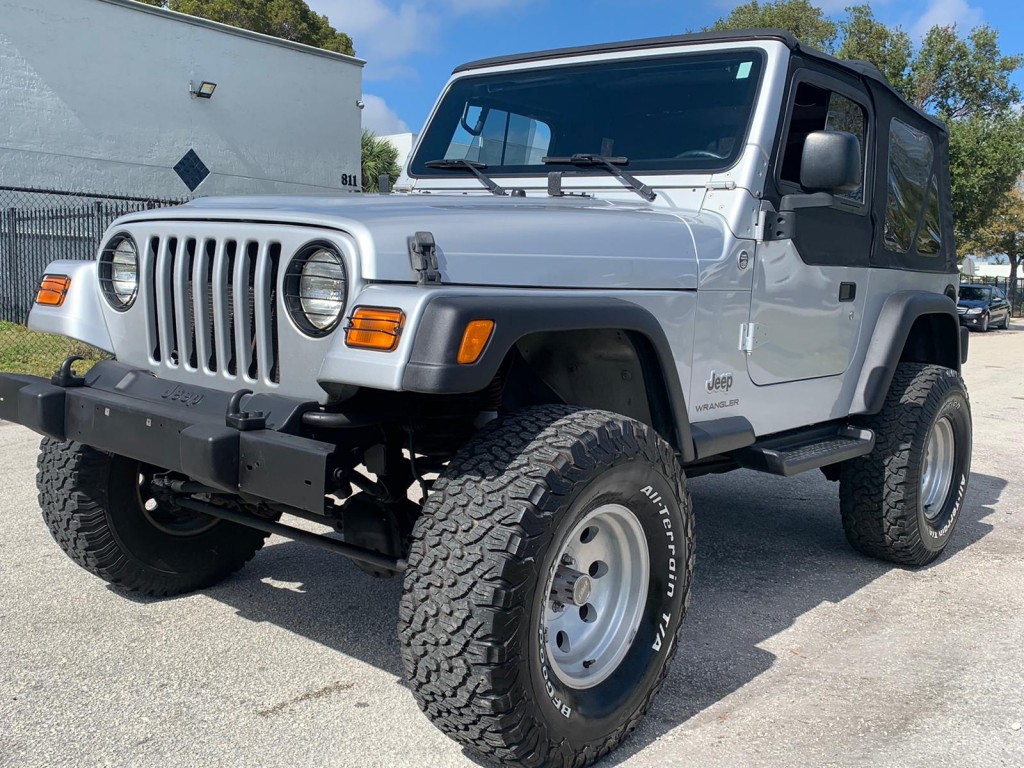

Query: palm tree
<box><xmin>361</xmin><ymin>130</ymin><xmax>402</xmax><ymax>193</ymax></box>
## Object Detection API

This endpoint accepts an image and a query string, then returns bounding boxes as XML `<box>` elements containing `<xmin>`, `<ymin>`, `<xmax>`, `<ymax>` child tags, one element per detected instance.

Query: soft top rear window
<box><xmin>410</xmin><ymin>50</ymin><xmax>765</xmax><ymax>177</ymax></box>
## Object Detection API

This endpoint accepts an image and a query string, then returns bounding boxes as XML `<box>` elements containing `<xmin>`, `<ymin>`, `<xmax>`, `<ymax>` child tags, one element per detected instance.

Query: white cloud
<box><xmin>361</xmin><ymin>94</ymin><xmax>411</xmax><ymax>135</ymax></box>
<box><xmin>311</xmin><ymin>1</ymin><xmax>532</xmax><ymax>76</ymax></box>
<box><xmin>314</xmin><ymin>0</ymin><xmax>440</xmax><ymax>67</ymax></box>
<box><xmin>911</xmin><ymin>0</ymin><xmax>983</xmax><ymax>39</ymax></box>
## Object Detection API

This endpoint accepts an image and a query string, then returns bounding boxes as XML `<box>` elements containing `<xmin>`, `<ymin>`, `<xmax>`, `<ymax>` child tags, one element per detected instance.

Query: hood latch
<box><xmin>409</xmin><ymin>231</ymin><xmax>441</xmax><ymax>285</ymax></box>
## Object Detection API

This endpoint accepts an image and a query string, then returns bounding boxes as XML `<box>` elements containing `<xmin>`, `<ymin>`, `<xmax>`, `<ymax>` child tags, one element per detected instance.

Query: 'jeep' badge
<box><xmin>705</xmin><ymin>371</ymin><xmax>734</xmax><ymax>394</ymax></box>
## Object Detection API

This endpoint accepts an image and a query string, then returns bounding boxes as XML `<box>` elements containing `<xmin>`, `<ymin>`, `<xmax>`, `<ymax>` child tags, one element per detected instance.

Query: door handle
<box><xmin>839</xmin><ymin>282</ymin><xmax>857</xmax><ymax>302</ymax></box>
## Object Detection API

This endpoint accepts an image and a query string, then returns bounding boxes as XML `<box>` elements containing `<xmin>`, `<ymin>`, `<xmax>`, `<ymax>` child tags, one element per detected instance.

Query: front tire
<box><xmin>839</xmin><ymin>364</ymin><xmax>972</xmax><ymax>566</ymax></box>
<box><xmin>37</xmin><ymin>438</ymin><xmax>270</xmax><ymax>596</ymax></box>
<box><xmin>398</xmin><ymin>406</ymin><xmax>694</xmax><ymax>768</ymax></box>
<box><xmin>980</xmin><ymin>313</ymin><xmax>989</xmax><ymax>332</ymax></box>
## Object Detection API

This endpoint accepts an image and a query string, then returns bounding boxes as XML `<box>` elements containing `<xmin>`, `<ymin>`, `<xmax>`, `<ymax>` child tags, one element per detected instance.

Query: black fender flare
<box><xmin>401</xmin><ymin>295</ymin><xmax>695</xmax><ymax>461</ymax></box>
<box><xmin>850</xmin><ymin>291</ymin><xmax>965</xmax><ymax>416</ymax></box>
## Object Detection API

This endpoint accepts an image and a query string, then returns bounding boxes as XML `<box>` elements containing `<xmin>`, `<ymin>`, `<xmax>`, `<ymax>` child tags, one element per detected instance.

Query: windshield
<box><xmin>959</xmin><ymin>286</ymin><xmax>991</xmax><ymax>301</ymax></box>
<box><xmin>410</xmin><ymin>50</ymin><xmax>765</xmax><ymax>177</ymax></box>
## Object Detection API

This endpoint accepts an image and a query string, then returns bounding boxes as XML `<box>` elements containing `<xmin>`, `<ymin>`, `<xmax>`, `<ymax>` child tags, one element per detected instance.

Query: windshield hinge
<box><xmin>705</xmin><ymin>180</ymin><xmax>737</xmax><ymax>191</ymax></box>
<box><xmin>758</xmin><ymin>202</ymin><xmax>794</xmax><ymax>242</ymax></box>
<box><xmin>408</xmin><ymin>231</ymin><xmax>441</xmax><ymax>285</ymax></box>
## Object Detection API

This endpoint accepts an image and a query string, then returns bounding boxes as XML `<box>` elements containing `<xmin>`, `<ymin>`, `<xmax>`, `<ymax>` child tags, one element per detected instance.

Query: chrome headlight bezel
<box><xmin>98</xmin><ymin>233</ymin><xmax>139</xmax><ymax>312</ymax></box>
<box><xmin>285</xmin><ymin>242</ymin><xmax>348</xmax><ymax>337</ymax></box>
<box><xmin>964</xmin><ymin>307</ymin><xmax>983</xmax><ymax>315</ymax></box>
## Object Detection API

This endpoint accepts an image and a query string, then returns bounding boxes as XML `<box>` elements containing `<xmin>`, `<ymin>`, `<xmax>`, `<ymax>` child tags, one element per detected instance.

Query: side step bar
<box><xmin>735</xmin><ymin>425</ymin><xmax>875</xmax><ymax>477</ymax></box>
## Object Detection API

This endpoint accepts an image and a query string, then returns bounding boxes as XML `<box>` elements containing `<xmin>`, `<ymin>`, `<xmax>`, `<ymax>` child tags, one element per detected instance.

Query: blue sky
<box><xmin>307</xmin><ymin>0</ymin><xmax>1024</xmax><ymax>136</ymax></box>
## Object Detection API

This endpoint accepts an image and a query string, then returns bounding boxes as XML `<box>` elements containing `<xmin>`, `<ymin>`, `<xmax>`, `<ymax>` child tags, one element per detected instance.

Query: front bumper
<box><xmin>958</xmin><ymin>312</ymin><xmax>986</xmax><ymax>328</ymax></box>
<box><xmin>0</xmin><ymin>361</ymin><xmax>334</xmax><ymax>513</ymax></box>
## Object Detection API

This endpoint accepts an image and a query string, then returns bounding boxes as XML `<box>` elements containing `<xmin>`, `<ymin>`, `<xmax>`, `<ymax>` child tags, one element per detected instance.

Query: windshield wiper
<box><xmin>542</xmin><ymin>154</ymin><xmax>656</xmax><ymax>202</ymax></box>
<box><xmin>424</xmin><ymin>159</ymin><xmax>508</xmax><ymax>196</ymax></box>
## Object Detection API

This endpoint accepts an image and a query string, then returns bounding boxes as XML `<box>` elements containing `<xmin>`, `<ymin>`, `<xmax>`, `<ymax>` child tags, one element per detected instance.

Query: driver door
<box><xmin>748</xmin><ymin>74</ymin><xmax>872</xmax><ymax>386</ymax></box>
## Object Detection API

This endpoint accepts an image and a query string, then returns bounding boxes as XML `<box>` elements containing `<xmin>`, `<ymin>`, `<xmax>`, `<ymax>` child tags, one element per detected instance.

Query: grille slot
<box><xmin>146</xmin><ymin>234</ymin><xmax>281</xmax><ymax>384</ymax></box>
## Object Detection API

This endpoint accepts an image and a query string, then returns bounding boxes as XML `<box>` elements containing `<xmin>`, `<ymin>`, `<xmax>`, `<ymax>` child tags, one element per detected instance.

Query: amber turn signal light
<box><xmin>36</xmin><ymin>274</ymin><xmax>71</xmax><ymax>307</ymax></box>
<box><xmin>457</xmin><ymin>320</ymin><xmax>495</xmax><ymax>365</ymax></box>
<box><xmin>345</xmin><ymin>307</ymin><xmax>405</xmax><ymax>351</ymax></box>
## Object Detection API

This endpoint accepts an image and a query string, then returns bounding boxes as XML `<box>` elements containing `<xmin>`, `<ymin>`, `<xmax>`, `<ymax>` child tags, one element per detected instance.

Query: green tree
<box><xmin>911</xmin><ymin>25</ymin><xmax>1023</xmax><ymax>118</ymax></box>
<box><xmin>837</xmin><ymin>5</ymin><xmax>912</xmax><ymax>95</ymax></box>
<box><xmin>707</xmin><ymin>0</ymin><xmax>838</xmax><ymax>51</ymax></box>
<box><xmin>948</xmin><ymin>114</ymin><xmax>1024</xmax><ymax>243</ymax></box>
<box><xmin>962</xmin><ymin>186</ymin><xmax>1024</xmax><ymax>307</ymax></box>
<box><xmin>361</xmin><ymin>130</ymin><xmax>402</xmax><ymax>193</ymax></box>
<box><xmin>706</xmin><ymin>0</ymin><xmax>1024</xmax><ymax>246</ymax></box>
<box><xmin>136</xmin><ymin>0</ymin><xmax>354</xmax><ymax>55</ymax></box>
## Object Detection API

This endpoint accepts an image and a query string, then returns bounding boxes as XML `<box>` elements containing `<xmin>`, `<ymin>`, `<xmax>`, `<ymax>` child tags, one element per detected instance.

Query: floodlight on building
<box><xmin>189</xmin><ymin>81</ymin><xmax>218</xmax><ymax>99</ymax></box>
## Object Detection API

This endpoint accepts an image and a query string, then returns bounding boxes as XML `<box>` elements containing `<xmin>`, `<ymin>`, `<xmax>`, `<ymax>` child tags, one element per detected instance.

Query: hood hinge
<box><xmin>408</xmin><ymin>231</ymin><xmax>441</xmax><ymax>285</ymax></box>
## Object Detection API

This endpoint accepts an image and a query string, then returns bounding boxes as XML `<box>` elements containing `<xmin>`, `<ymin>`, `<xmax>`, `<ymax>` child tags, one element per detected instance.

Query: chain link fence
<box><xmin>0</xmin><ymin>186</ymin><xmax>185</xmax><ymax>377</ymax></box>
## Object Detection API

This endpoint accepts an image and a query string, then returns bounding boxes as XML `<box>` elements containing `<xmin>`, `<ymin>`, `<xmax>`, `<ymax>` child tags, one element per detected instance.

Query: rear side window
<box><xmin>916</xmin><ymin>176</ymin><xmax>943</xmax><ymax>256</ymax></box>
<box><xmin>884</xmin><ymin>119</ymin><xmax>935</xmax><ymax>253</ymax></box>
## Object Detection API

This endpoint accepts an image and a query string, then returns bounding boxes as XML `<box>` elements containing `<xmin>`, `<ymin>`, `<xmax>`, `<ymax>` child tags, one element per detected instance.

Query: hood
<box><xmin>132</xmin><ymin>194</ymin><xmax>722</xmax><ymax>290</ymax></box>
<box><xmin>957</xmin><ymin>299</ymin><xmax>990</xmax><ymax>309</ymax></box>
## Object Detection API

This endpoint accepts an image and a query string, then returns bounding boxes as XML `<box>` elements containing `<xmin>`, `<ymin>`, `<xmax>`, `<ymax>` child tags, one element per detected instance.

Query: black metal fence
<box><xmin>0</xmin><ymin>186</ymin><xmax>185</xmax><ymax>377</ymax></box>
<box><xmin>0</xmin><ymin>186</ymin><xmax>185</xmax><ymax>323</ymax></box>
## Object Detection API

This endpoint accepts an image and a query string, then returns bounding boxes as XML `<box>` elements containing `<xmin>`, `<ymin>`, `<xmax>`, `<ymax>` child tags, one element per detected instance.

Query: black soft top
<box><xmin>456</xmin><ymin>28</ymin><xmax>956</xmax><ymax>274</ymax></box>
<box><xmin>454</xmin><ymin>28</ymin><xmax>945</xmax><ymax>134</ymax></box>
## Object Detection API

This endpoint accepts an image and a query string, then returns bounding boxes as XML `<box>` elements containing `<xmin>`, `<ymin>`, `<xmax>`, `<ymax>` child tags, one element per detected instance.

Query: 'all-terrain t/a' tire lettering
<box><xmin>398</xmin><ymin>405</ymin><xmax>695</xmax><ymax>768</ymax></box>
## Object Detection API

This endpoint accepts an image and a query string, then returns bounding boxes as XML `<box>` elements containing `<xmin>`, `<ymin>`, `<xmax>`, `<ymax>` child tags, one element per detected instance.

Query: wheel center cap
<box><xmin>572</xmin><ymin>575</ymin><xmax>593</xmax><ymax>607</ymax></box>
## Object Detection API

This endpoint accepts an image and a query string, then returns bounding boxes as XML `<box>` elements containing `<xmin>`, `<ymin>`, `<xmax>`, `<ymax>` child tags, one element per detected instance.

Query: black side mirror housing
<box><xmin>799</xmin><ymin>130</ymin><xmax>862</xmax><ymax>193</ymax></box>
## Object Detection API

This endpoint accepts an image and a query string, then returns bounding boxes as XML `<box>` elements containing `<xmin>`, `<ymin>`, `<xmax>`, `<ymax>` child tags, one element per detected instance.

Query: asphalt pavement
<box><xmin>1</xmin><ymin>327</ymin><xmax>1022</xmax><ymax>768</ymax></box>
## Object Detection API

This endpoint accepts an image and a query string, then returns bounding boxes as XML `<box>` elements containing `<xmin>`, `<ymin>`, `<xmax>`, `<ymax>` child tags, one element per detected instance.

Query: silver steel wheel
<box><xmin>542</xmin><ymin>503</ymin><xmax>649</xmax><ymax>689</ymax></box>
<box><xmin>921</xmin><ymin>416</ymin><xmax>956</xmax><ymax>520</ymax></box>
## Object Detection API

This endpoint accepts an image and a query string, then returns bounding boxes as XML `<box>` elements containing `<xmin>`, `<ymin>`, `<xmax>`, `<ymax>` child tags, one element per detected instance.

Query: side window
<box><xmin>915</xmin><ymin>175</ymin><xmax>943</xmax><ymax>256</ymax></box>
<box><xmin>781</xmin><ymin>82</ymin><xmax>867</xmax><ymax>202</ymax></box>
<box><xmin>884</xmin><ymin>118</ymin><xmax>935</xmax><ymax>253</ymax></box>
<box><xmin>445</xmin><ymin>105</ymin><xmax>552</xmax><ymax>166</ymax></box>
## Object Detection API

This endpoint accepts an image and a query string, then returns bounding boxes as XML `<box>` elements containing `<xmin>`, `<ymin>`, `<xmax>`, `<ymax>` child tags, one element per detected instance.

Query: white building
<box><xmin>382</xmin><ymin>132</ymin><xmax>419</xmax><ymax>175</ymax></box>
<box><xmin>0</xmin><ymin>0</ymin><xmax>365</xmax><ymax>199</ymax></box>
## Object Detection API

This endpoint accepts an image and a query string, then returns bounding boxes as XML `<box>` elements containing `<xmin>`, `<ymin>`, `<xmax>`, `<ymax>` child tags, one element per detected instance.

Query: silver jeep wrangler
<box><xmin>1</xmin><ymin>29</ymin><xmax>971</xmax><ymax>768</ymax></box>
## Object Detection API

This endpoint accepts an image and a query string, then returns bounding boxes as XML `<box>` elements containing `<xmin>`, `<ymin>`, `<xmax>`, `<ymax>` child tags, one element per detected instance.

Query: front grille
<box><xmin>957</xmin><ymin>307</ymin><xmax>967</xmax><ymax>315</ymax></box>
<box><xmin>144</xmin><ymin>235</ymin><xmax>282</xmax><ymax>384</ymax></box>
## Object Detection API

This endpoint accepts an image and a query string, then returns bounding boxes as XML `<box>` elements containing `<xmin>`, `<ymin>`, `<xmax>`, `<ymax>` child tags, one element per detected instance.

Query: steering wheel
<box><xmin>675</xmin><ymin>150</ymin><xmax>728</xmax><ymax>160</ymax></box>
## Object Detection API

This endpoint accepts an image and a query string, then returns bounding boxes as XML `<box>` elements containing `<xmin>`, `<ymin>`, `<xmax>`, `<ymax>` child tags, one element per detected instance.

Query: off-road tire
<box><xmin>398</xmin><ymin>405</ymin><xmax>694</xmax><ymax>768</ymax></box>
<box><xmin>840</xmin><ymin>364</ymin><xmax>971</xmax><ymax>566</ymax></box>
<box><xmin>37</xmin><ymin>438</ymin><xmax>269</xmax><ymax>596</ymax></box>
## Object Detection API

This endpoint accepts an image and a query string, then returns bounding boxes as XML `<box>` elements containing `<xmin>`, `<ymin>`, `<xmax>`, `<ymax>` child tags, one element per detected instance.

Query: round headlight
<box><xmin>100</xmin><ymin>235</ymin><xmax>138</xmax><ymax>310</ymax></box>
<box><xmin>287</xmin><ymin>245</ymin><xmax>347</xmax><ymax>336</ymax></box>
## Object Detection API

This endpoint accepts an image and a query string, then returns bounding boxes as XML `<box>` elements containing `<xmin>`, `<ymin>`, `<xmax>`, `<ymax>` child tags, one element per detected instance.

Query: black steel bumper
<box><xmin>0</xmin><ymin>361</ymin><xmax>334</xmax><ymax>513</ymax></box>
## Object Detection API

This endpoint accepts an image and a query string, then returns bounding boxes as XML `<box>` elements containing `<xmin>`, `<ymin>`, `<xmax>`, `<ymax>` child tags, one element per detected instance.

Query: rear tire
<box><xmin>839</xmin><ymin>364</ymin><xmax>971</xmax><ymax>566</ymax></box>
<box><xmin>1001</xmin><ymin>312</ymin><xmax>1011</xmax><ymax>330</ymax></box>
<box><xmin>398</xmin><ymin>406</ymin><xmax>694</xmax><ymax>768</ymax></box>
<box><xmin>37</xmin><ymin>438</ymin><xmax>269</xmax><ymax>596</ymax></box>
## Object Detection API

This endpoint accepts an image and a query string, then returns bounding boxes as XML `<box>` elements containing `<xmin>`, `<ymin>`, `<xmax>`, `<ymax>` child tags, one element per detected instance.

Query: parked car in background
<box><xmin>958</xmin><ymin>284</ymin><xmax>1011</xmax><ymax>331</ymax></box>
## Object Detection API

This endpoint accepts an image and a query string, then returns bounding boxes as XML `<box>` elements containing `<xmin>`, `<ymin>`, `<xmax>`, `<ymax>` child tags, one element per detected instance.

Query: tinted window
<box><xmin>884</xmin><ymin>119</ymin><xmax>934</xmax><ymax>253</ymax></box>
<box><xmin>412</xmin><ymin>51</ymin><xmax>764</xmax><ymax>176</ymax></box>
<box><xmin>781</xmin><ymin>83</ymin><xmax>867</xmax><ymax>202</ymax></box>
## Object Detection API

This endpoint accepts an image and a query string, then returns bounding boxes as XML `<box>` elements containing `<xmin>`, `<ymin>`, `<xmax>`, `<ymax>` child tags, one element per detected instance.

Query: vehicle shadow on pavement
<box><xmin>598</xmin><ymin>467</ymin><xmax>1004</xmax><ymax>766</ymax></box>
<box><xmin>121</xmin><ymin>466</ymin><xmax>1003</xmax><ymax>766</ymax></box>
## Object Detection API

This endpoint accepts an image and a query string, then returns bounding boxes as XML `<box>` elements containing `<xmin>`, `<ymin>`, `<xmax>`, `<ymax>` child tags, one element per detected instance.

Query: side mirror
<box><xmin>799</xmin><ymin>130</ymin><xmax>861</xmax><ymax>194</ymax></box>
